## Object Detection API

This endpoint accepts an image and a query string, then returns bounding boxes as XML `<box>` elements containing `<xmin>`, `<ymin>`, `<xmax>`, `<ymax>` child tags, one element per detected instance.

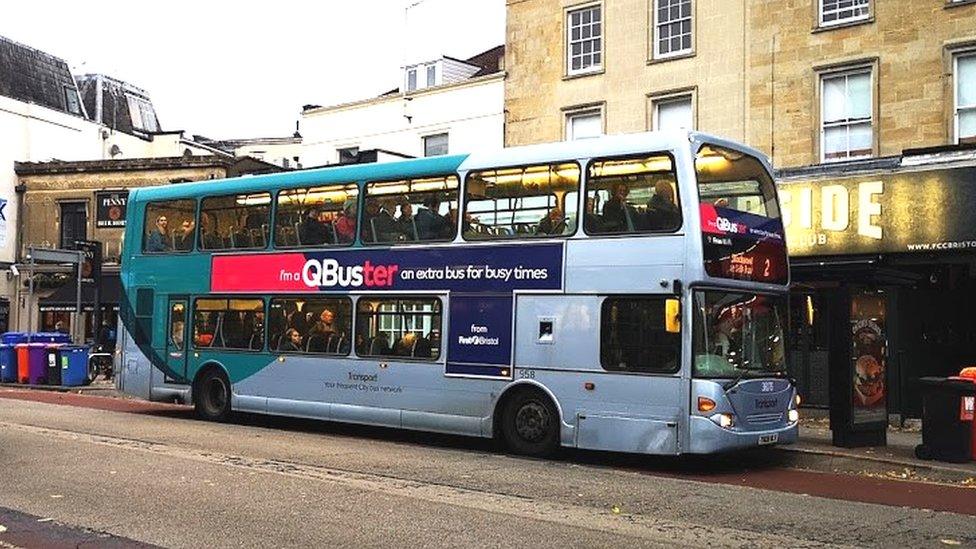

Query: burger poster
<box><xmin>850</xmin><ymin>293</ymin><xmax>887</xmax><ymax>425</ymax></box>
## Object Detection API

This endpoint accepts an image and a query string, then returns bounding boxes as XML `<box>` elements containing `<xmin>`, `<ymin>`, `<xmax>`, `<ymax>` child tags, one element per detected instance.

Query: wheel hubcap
<box><xmin>207</xmin><ymin>378</ymin><xmax>227</xmax><ymax>412</ymax></box>
<box><xmin>515</xmin><ymin>401</ymin><xmax>550</xmax><ymax>442</ymax></box>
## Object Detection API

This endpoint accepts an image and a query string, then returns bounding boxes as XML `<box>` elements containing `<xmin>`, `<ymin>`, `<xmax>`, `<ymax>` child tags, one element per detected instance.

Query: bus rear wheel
<box><xmin>501</xmin><ymin>390</ymin><xmax>560</xmax><ymax>457</ymax></box>
<box><xmin>195</xmin><ymin>368</ymin><xmax>231</xmax><ymax>422</ymax></box>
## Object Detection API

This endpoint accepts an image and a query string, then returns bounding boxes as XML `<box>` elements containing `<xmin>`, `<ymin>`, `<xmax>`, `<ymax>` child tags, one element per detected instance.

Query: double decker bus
<box><xmin>116</xmin><ymin>131</ymin><xmax>798</xmax><ymax>456</ymax></box>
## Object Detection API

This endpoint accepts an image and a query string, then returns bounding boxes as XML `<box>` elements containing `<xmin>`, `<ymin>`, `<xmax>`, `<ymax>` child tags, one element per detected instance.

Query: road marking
<box><xmin>0</xmin><ymin>420</ymin><xmax>849</xmax><ymax>548</ymax></box>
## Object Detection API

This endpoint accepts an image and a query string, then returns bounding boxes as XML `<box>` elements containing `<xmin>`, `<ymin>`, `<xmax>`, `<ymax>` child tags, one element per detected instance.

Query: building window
<box><xmin>423</xmin><ymin>133</ymin><xmax>449</xmax><ymax>156</ymax></box>
<box><xmin>654</xmin><ymin>0</ymin><xmax>693</xmax><ymax>58</ymax></box>
<box><xmin>59</xmin><ymin>202</ymin><xmax>87</xmax><ymax>249</ymax></box>
<box><xmin>601</xmin><ymin>297</ymin><xmax>680</xmax><ymax>373</ymax></box>
<box><xmin>566</xmin><ymin>4</ymin><xmax>602</xmax><ymax>75</ymax></box>
<box><xmin>820</xmin><ymin>0</ymin><xmax>870</xmax><ymax>27</ymax></box>
<box><xmin>821</xmin><ymin>69</ymin><xmax>872</xmax><ymax>162</ymax></box>
<box><xmin>337</xmin><ymin>146</ymin><xmax>359</xmax><ymax>164</ymax></box>
<box><xmin>63</xmin><ymin>87</ymin><xmax>82</xmax><ymax>115</ymax></box>
<box><xmin>426</xmin><ymin>65</ymin><xmax>437</xmax><ymax>87</ymax></box>
<box><xmin>125</xmin><ymin>95</ymin><xmax>159</xmax><ymax>132</ymax></box>
<box><xmin>653</xmin><ymin>95</ymin><xmax>693</xmax><ymax>130</ymax></box>
<box><xmin>566</xmin><ymin>109</ymin><xmax>603</xmax><ymax>140</ymax></box>
<box><xmin>407</xmin><ymin>68</ymin><xmax>417</xmax><ymax>92</ymax></box>
<box><xmin>956</xmin><ymin>52</ymin><xmax>976</xmax><ymax>144</ymax></box>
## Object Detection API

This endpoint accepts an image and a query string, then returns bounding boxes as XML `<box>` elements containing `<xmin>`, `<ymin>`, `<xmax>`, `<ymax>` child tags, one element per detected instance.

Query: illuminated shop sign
<box><xmin>778</xmin><ymin>167</ymin><xmax>976</xmax><ymax>256</ymax></box>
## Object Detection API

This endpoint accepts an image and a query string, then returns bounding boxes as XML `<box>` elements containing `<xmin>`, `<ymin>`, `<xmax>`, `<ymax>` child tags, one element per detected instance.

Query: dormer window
<box><xmin>126</xmin><ymin>95</ymin><xmax>159</xmax><ymax>132</ymax></box>
<box><xmin>407</xmin><ymin>69</ymin><xmax>418</xmax><ymax>92</ymax></box>
<box><xmin>426</xmin><ymin>65</ymin><xmax>437</xmax><ymax>87</ymax></box>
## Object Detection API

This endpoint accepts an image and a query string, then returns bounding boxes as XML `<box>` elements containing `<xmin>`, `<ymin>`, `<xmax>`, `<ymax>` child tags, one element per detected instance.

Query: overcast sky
<box><xmin>1</xmin><ymin>0</ymin><xmax>505</xmax><ymax>139</ymax></box>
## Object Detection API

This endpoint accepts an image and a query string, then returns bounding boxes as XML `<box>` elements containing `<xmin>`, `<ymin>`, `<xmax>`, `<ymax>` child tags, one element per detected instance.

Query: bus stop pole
<box><xmin>76</xmin><ymin>252</ymin><xmax>83</xmax><ymax>344</ymax></box>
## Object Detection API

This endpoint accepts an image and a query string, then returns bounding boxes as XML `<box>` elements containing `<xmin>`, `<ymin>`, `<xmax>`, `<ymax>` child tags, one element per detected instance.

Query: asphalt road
<box><xmin>0</xmin><ymin>392</ymin><xmax>973</xmax><ymax>548</ymax></box>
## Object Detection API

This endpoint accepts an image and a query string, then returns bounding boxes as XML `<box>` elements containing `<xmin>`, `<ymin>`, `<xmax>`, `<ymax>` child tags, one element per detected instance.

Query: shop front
<box><xmin>37</xmin><ymin>273</ymin><xmax>120</xmax><ymax>343</ymax></box>
<box><xmin>779</xmin><ymin>148</ymin><xmax>976</xmax><ymax>425</ymax></box>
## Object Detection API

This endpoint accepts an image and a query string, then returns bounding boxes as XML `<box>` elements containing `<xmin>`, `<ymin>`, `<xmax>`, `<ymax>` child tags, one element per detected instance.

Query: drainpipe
<box><xmin>13</xmin><ymin>182</ymin><xmax>26</xmax><ymax>331</ymax></box>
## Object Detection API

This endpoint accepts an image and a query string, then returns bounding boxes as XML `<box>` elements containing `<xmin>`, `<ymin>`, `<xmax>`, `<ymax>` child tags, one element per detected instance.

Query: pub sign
<box><xmin>95</xmin><ymin>190</ymin><xmax>129</xmax><ymax>228</ymax></box>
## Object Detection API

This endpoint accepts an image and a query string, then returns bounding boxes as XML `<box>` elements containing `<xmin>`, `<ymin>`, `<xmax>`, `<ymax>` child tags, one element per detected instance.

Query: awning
<box><xmin>38</xmin><ymin>274</ymin><xmax>121</xmax><ymax>313</ymax></box>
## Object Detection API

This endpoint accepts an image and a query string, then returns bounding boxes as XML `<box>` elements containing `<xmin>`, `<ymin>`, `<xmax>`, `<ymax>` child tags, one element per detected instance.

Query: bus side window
<box><xmin>193</xmin><ymin>297</ymin><xmax>265</xmax><ymax>351</ymax></box>
<box><xmin>362</xmin><ymin>175</ymin><xmax>459</xmax><ymax>245</ymax></box>
<box><xmin>585</xmin><ymin>154</ymin><xmax>680</xmax><ymax>235</ymax></box>
<box><xmin>600</xmin><ymin>297</ymin><xmax>680</xmax><ymax>374</ymax></box>
<box><xmin>355</xmin><ymin>297</ymin><xmax>441</xmax><ymax>360</ymax></box>
<box><xmin>269</xmin><ymin>297</ymin><xmax>352</xmax><ymax>355</ymax></box>
<box><xmin>200</xmin><ymin>193</ymin><xmax>271</xmax><ymax>251</ymax></box>
<box><xmin>143</xmin><ymin>199</ymin><xmax>196</xmax><ymax>254</ymax></box>
<box><xmin>275</xmin><ymin>184</ymin><xmax>359</xmax><ymax>248</ymax></box>
<box><xmin>463</xmin><ymin>163</ymin><xmax>580</xmax><ymax>240</ymax></box>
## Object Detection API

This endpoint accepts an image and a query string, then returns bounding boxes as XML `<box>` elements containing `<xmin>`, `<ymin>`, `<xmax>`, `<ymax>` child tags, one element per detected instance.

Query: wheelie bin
<box><xmin>46</xmin><ymin>344</ymin><xmax>64</xmax><ymax>386</ymax></box>
<box><xmin>958</xmin><ymin>367</ymin><xmax>976</xmax><ymax>461</ymax></box>
<box><xmin>31</xmin><ymin>332</ymin><xmax>71</xmax><ymax>344</ymax></box>
<box><xmin>0</xmin><ymin>332</ymin><xmax>29</xmax><ymax>382</ymax></box>
<box><xmin>17</xmin><ymin>342</ymin><xmax>47</xmax><ymax>384</ymax></box>
<box><xmin>58</xmin><ymin>346</ymin><xmax>91</xmax><ymax>387</ymax></box>
<box><xmin>915</xmin><ymin>377</ymin><xmax>976</xmax><ymax>463</ymax></box>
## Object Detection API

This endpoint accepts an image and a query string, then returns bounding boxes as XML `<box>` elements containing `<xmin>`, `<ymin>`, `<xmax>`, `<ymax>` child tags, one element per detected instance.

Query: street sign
<box><xmin>27</xmin><ymin>247</ymin><xmax>83</xmax><ymax>264</ymax></box>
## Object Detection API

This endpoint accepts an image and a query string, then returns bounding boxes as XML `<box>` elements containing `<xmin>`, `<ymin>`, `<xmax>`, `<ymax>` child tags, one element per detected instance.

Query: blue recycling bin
<box><xmin>58</xmin><ymin>346</ymin><xmax>91</xmax><ymax>387</ymax></box>
<box><xmin>0</xmin><ymin>332</ymin><xmax>29</xmax><ymax>382</ymax></box>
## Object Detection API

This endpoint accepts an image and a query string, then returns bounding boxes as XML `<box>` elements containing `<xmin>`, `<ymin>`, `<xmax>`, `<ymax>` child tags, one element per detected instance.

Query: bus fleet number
<box><xmin>517</xmin><ymin>369</ymin><xmax>536</xmax><ymax>380</ymax></box>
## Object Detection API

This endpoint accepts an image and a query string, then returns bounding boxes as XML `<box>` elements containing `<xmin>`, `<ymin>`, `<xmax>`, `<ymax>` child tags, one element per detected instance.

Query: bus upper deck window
<box><xmin>463</xmin><ymin>163</ymin><xmax>580</xmax><ymax>240</ymax></box>
<box><xmin>585</xmin><ymin>154</ymin><xmax>680</xmax><ymax>235</ymax></box>
<box><xmin>143</xmin><ymin>199</ymin><xmax>197</xmax><ymax>254</ymax></box>
<box><xmin>362</xmin><ymin>175</ymin><xmax>459</xmax><ymax>245</ymax></box>
<box><xmin>275</xmin><ymin>184</ymin><xmax>359</xmax><ymax>248</ymax></box>
<box><xmin>200</xmin><ymin>193</ymin><xmax>271</xmax><ymax>251</ymax></box>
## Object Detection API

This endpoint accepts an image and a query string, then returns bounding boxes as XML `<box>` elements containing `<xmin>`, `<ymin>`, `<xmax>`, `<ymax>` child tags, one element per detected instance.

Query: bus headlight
<box><xmin>711</xmin><ymin>413</ymin><xmax>735</xmax><ymax>429</ymax></box>
<box><xmin>788</xmin><ymin>409</ymin><xmax>800</xmax><ymax>423</ymax></box>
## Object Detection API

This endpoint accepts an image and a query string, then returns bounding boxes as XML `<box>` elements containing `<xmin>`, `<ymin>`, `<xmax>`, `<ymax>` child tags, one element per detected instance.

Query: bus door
<box><xmin>165</xmin><ymin>297</ymin><xmax>189</xmax><ymax>381</ymax></box>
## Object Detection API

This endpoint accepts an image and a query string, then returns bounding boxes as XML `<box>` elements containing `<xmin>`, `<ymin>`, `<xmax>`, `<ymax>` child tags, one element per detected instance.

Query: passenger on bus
<box><xmin>535</xmin><ymin>206</ymin><xmax>566</xmax><ymax>236</ymax></box>
<box><xmin>583</xmin><ymin>197</ymin><xmax>606</xmax><ymax>233</ymax></box>
<box><xmin>363</xmin><ymin>198</ymin><xmax>398</xmax><ymax>242</ymax></box>
<box><xmin>415</xmin><ymin>195</ymin><xmax>451</xmax><ymax>240</ymax></box>
<box><xmin>334</xmin><ymin>200</ymin><xmax>357</xmax><ymax>243</ymax></box>
<box><xmin>280</xmin><ymin>328</ymin><xmax>303</xmax><ymax>352</ymax></box>
<box><xmin>284</xmin><ymin>302</ymin><xmax>308</xmax><ymax>336</ymax></box>
<box><xmin>306</xmin><ymin>309</ymin><xmax>336</xmax><ymax>351</ymax></box>
<box><xmin>450</xmin><ymin>208</ymin><xmax>473</xmax><ymax>235</ymax></box>
<box><xmin>171</xmin><ymin>320</ymin><xmax>185</xmax><ymax>350</ymax></box>
<box><xmin>396</xmin><ymin>201</ymin><xmax>417</xmax><ymax>240</ymax></box>
<box><xmin>146</xmin><ymin>215</ymin><xmax>171</xmax><ymax>252</ymax></box>
<box><xmin>644</xmin><ymin>181</ymin><xmax>680</xmax><ymax>230</ymax></box>
<box><xmin>299</xmin><ymin>207</ymin><xmax>330</xmax><ymax>245</ymax></box>
<box><xmin>175</xmin><ymin>219</ymin><xmax>195</xmax><ymax>251</ymax></box>
<box><xmin>601</xmin><ymin>183</ymin><xmax>639</xmax><ymax>232</ymax></box>
<box><xmin>199</xmin><ymin>212</ymin><xmax>223</xmax><ymax>250</ymax></box>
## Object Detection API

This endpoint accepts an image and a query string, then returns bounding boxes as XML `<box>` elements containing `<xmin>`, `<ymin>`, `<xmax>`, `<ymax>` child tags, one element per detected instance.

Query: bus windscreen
<box><xmin>696</xmin><ymin>145</ymin><xmax>788</xmax><ymax>284</ymax></box>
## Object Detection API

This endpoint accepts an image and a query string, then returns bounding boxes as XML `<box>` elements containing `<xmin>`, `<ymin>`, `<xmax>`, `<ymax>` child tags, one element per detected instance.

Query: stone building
<box><xmin>503</xmin><ymin>0</ymin><xmax>976</xmax><ymax>421</ymax></box>
<box><xmin>14</xmin><ymin>155</ymin><xmax>280</xmax><ymax>337</ymax></box>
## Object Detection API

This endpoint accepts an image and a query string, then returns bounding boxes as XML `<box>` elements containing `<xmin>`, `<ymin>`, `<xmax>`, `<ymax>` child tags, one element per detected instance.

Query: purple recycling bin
<box><xmin>25</xmin><ymin>343</ymin><xmax>48</xmax><ymax>385</ymax></box>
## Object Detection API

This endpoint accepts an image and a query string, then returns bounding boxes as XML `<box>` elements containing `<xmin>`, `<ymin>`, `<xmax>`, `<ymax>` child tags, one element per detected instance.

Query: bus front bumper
<box><xmin>687</xmin><ymin>415</ymin><xmax>798</xmax><ymax>454</ymax></box>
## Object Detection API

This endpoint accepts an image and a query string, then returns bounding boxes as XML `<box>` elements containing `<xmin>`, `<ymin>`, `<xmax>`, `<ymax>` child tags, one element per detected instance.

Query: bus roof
<box><xmin>130</xmin><ymin>130</ymin><xmax>770</xmax><ymax>204</ymax></box>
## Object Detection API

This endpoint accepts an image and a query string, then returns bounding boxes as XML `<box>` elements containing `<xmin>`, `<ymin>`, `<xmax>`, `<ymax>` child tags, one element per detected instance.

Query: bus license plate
<box><xmin>758</xmin><ymin>434</ymin><xmax>778</xmax><ymax>445</ymax></box>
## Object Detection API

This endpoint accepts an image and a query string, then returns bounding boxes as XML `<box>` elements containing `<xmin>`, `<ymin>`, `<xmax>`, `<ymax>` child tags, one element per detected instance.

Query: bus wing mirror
<box><xmin>665</xmin><ymin>298</ymin><xmax>681</xmax><ymax>334</ymax></box>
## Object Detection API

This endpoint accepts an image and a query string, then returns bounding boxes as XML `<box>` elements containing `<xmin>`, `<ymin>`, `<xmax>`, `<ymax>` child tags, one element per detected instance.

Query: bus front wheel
<box><xmin>194</xmin><ymin>368</ymin><xmax>231</xmax><ymax>422</ymax></box>
<box><xmin>500</xmin><ymin>390</ymin><xmax>560</xmax><ymax>457</ymax></box>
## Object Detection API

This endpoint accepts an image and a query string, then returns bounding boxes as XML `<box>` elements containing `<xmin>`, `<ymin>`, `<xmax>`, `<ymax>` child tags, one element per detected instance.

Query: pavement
<box><xmin>0</xmin><ymin>390</ymin><xmax>974</xmax><ymax>548</ymax></box>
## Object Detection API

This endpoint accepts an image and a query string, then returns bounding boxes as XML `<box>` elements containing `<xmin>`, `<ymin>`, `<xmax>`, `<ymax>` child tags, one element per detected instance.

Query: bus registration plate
<box><xmin>758</xmin><ymin>434</ymin><xmax>778</xmax><ymax>445</ymax></box>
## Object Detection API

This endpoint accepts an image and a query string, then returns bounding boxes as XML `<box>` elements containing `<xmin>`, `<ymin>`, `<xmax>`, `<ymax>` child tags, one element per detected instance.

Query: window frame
<box><xmin>268</xmin><ymin>296</ymin><xmax>353</xmax><ymax>357</ymax></box>
<box><xmin>59</xmin><ymin>200</ymin><xmax>88</xmax><ymax>250</ymax></box>
<box><xmin>423</xmin><ymin>133</ymin><xmax>449</xmax><ymax>157</ymax></box>
<box><xmin>819</xmin><ymin>66</ymin><xmax>874</xmax><ymax>163</ymax></box>
<box><xmin>407</xmin><ymin>68</ymin><xmax>418</xmax><ymax>92</ymax></box>
<box><xmin>582</xmin><ymin>152</ymin><xmax>683</xmax><ymax>237</ymax></box>
<box><xmin>362</xmin><ymin>174</ymin><xmax>460</xmax><ymax>246</ymax></box>
<box><xmin>199</xmin><ymin>192</ymin><xmax>273</xmax><ymax>252</ymax></box>
<box><xmin>354</xmin><ymin>295</ymin><xmax>443</xmax><ymax>362</ymax></box>
<box><xmin>461</xmin><ymin>161</ymin><xmax>583</xmax><ymax>242</ymax></box>
<box><xmin>426</xmin><ymin>64</ymin><xmax>437</xmax><ymax>87</ymax></box>
<box><xmin>337</xmin><ymin>146</ymin><xmax>360</xmax><ymax>164</ymax></box>
<box><xmin>191</xmin><ymin>296</ymin><xmax>267</xmax><ymax>353</ymax></box>
<box><xmin>564</xmin><ymin>107</ymin><xmax>604</xmax><ymax>141</ymax></box>
<box><xmin>142</xmin><ymin>199</ymin><xmax>198</xmax><ymax>255</ymax></box>
<box><xmin>954</xmin><ymin>50</ymin><xmax>976</xmax><ymax>145</ymax></box>
<box><xmin>599</xmin><ymin>295</ymin><xmax>682</xmax><ymax>375</ymax></box>
<box><xmin>652</xmin><ymin>0</ymin><xmax>694</xmax><ymax>60</ymax></box>
<box><xmin>652</xmin><ymin>93</ymin><xmax>695</xmax><ymax>131</ymax></box>
<box><xmin>273</xmin><ymin>183</ymin><xmax>360</xmax><ymax>249</ymax></box>
<box><xmin>565</xmin><ymin>2</ymin><xmax>604</xmax><ymax>77</ymax></box>
<box><xmin>818</xmin><ymin>0</ymin><xmax>870</xmax><ymax>28</ymax></box>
